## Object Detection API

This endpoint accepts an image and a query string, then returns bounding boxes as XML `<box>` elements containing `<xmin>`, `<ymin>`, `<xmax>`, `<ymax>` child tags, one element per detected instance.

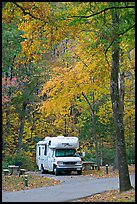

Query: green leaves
<box><xmin>2</xmin><ymin>23</ymin><xmax>24</xmax><ymax>75</ymax></box>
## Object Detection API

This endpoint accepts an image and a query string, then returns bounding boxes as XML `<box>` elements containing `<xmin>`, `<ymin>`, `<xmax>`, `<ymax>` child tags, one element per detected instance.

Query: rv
<box><xmin>36</xmin><ymin>136</ymin><xmax>82</xmax><ymax>175</ymax></box>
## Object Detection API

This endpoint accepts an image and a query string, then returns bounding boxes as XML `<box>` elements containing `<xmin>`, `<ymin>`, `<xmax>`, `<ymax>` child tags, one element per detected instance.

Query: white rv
<box><xmin>36</xmin><ymin>136</ymin><xmax>82</xmax><ymax>175</ymax></box>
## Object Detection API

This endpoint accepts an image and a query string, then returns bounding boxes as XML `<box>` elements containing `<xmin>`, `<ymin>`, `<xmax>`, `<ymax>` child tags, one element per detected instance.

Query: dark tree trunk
<box><xmin>110</xmin><ymin>4</ymin><xmax>132</xmax><ymax>192</ymax></box>
<box><xmin>113</xmin><ymin>70</ymin><xmax>124</xmax><ymax>171</ymax></box>
<box><xmin>6</xmin><ymin>104</ymin><xmax>10</xmax><ymax>135</ymax></box>
<box><xmin>113</xmin><ymin>140</ymin><xmax>119</xmax><ymax>170</ymax></box>
<box><xmin>17</xmin><ymin>102</ymin><xmax>27</xmax><ymax>151</ymax></box>
<box><xmin>91</xmin><ymin>96</ymin><xmax>100</xmax><ymax>170</ymax></box>
<box><xmin>82</xmin><ymin>91</ymin><xmax>100</xmax><ymax>170</ymax></box>
<box><xmin>99</xmin><ymin>136</ymin><xmax>103</xmax><ymax>166</ymax></box>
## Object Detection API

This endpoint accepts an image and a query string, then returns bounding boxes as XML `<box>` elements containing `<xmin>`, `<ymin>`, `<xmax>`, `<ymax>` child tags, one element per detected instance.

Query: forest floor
<box><xmin>75</xmin><ymin>164</ymin><xmax>135</xmax><ymax>202</ymax></box>
<box><xmin>73</xmin><ymin>188</ymin><xmax>135</xmax><ymax>202</ymax></box>
<box><xmin>2</xmin><ymin>165</ymin><xmax>135</xmax><ymax>202</ymax></box>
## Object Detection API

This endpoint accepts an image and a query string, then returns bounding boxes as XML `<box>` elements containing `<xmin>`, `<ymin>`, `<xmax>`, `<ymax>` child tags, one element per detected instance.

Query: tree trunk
<box><xmin>82</xmin><ymin>91</ymin><xmax>100</xmax><ymax>170</ymax></box>
<box><xmin>99</xmin><ymin>136</ymin><xmax>103</xmax><ymax>166</ymax></box>
<box><xmin>110</xmin><ymin>3</ymin><xmax>132</xmax><ymax>192</ymax></box>
<box><xmin>6</xmin><ymin>103</ymin><xmax>10</xmax><ymax>135</ymax></box>
<box><xmin>17</xmin><ymin>102</ymin><xmax>27</xmax><ymax>151</ymax></box>
<box><xmin>113</xmin><ymin>70</ymin><xmax>124</xmax><ymax>171</ymax></box>
<box><xmin>92</xmin><ymin>92</ymin><xmax>100</xmax><ymax>170</ymax></box>
<box><xmin>113</xmin><ymin>140</ymin><xmax>119</xmax><ymax>170</ymax></box>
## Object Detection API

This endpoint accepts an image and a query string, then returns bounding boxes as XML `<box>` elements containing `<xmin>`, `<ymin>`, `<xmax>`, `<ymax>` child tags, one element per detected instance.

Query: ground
<box><xmin>74</xmin><ymin>164</ymin><xmax>135</xmax><ymax>202</ymax></box>
<box><xmin>73</xmin><ymin>189</ymin><xmax>135</xmax><ymax>202</ymax></box>
<box><xmin>2</xmin><ymin>165</ymin><xmax>135</xmax><ymax>202</ymax></box>
<box><xmin>2</xmin><ymin>174</ymin><xmax>60</xmax><ymax>192</ymax></box>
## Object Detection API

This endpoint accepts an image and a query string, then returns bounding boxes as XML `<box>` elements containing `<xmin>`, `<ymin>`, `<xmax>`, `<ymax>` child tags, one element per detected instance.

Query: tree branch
<box><xmin>13</xmin><ymin>2</ymin><xmax>48</xmax><ymax>23</ymax></box>
<box><xmin>82</xmin><ymin>92</ymin><xmax>93</xmax><ymax>111</ymax></box>
<box><xmin>72</xmin><ymin>6</ymin><xmax>135</xmax><ymax>18</ymax></box>
<box><xmin>73</xmin><ymin>52</ymin><xmax>88</xmax><ymax>67</ymax></box>
<box><xmin>104</xmin><ymin>39</ymin><xmax>115</xmax><ymax>67</ymax></box>
<box><xmin>104</xmin><ymin>23</ymin><xmax>135</xmax><ymax>65</ymax></box>
<box><xmin>118</xmin><ymin>24</ymin><xmax>135</xmax><ymax>36</ymax></box>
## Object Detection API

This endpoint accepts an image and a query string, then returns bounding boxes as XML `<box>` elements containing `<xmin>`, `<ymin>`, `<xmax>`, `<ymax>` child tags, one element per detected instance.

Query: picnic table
<box><xmin>82</xmin><ymin>161</ymin><xmax>95</xmax><ymax>170</ymax></box>
<box><xmin>8</xmin><ymin>165</ymin><xmax>19</xmax><ymax>175</ymax></box>
<box><xmin>3</xmin><ymin>169</ymin><xmax>10</xmax><ymax>175</ymax></box>
<box><xmin>82</xmin><ymin>161</ymin><xmax>98</xmax><ymax>170</ymax></box>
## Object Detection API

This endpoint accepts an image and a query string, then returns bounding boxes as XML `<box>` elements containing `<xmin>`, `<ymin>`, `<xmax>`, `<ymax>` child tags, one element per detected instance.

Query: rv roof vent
<box><xmin>57</xmin><ymin>136</ymin><xmax>65</xmax><ymax>138</ymax></box>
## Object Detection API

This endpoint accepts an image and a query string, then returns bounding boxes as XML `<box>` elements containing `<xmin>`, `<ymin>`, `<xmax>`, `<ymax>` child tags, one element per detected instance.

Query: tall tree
<box><xmin>2</xmin><ymin>2</ymin><xmax>135</xmax><ymax>192</ymax></box>
<box><xmin>110</xmin><ymin>2</ymin><xmax>132</xmax><ymax>192</ymax></box>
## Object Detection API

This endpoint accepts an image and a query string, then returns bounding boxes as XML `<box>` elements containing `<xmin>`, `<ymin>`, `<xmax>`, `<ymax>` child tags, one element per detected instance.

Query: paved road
<box><xmin>2</xmin><ymin>173</ymin><xmax>135</xmax><ymax>202</ymax></box>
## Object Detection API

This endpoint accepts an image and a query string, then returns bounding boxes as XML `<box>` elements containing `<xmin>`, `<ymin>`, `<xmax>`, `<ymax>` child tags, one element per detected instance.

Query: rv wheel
<box><xmin>77</xmin><ymin>169</ymin><xmax>82</xmax><ymax>175</ymax></box>
<box><xmin>41</xmin><ymin>165</ymin><xmax>45</xmax><ymax>174</ymax></box>
<box><xmin>53</xmin><ymin>166</ymin><xmax>59</xmax><ymax>176</ymax></box>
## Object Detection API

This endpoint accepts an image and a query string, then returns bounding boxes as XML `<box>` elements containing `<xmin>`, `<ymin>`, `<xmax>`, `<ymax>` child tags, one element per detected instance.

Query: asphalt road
<box><xmin>2</xmin><ymin>173</ymin><xmax>135</xmax><ymax>202</ymax></box>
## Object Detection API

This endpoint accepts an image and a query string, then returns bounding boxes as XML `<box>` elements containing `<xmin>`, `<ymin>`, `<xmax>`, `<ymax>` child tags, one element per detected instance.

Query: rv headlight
<box><xmin>57</xmin><ymin>161</ymin><xmax>63</xmax><ymax>165</ymax></box>
<box><xmin>77</xmin><ymin>161</ymin><xmax>82</xmax><ymax>165</ymax></box>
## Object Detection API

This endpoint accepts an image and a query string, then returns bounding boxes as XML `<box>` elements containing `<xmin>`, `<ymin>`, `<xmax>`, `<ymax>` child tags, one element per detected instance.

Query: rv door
<box><xmin>47</xmin><ymin>149</ymin><xmax>55</xmax><ymax>171</ymax></box>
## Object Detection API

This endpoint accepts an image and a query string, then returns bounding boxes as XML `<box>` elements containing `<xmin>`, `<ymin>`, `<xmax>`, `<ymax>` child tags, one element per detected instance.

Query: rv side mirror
<box><xmin>82</xmin><ymin>152</ymin><xmax>85</xmax><ymax>158</ymax></box>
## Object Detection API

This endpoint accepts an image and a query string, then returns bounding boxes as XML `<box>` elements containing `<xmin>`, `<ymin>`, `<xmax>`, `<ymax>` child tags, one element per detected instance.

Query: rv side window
<box><xmin>44</xmin><ymin>145</ymin><xmax>47</xmax><ymax>156</ymax></box>
<box><xmin>39</xmin><ymin>146</ymin><xmax>41</xmax><ymax>156</ymax></box>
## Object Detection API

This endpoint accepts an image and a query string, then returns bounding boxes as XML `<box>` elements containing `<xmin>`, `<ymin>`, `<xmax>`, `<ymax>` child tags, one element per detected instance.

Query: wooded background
<box><xmin>2</xmin><ymin>2</ymin><xmax>135</xmax><ymax>186</ymax></box>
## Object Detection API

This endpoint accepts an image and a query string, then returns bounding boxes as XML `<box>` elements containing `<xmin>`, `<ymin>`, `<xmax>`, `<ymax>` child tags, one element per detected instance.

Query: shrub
<box><xmin>3</xmin><ymin>150</ymin><xmax>36</xmax><ymax>171</ymax></box>
<box><xmin>101</xmin><ymin>148</ymin><xmax>115</xmax><ymax>165</ymax></box>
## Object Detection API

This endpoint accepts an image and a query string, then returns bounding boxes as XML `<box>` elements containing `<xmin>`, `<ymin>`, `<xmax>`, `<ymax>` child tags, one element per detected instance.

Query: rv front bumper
<box><xmin>56</xmin><ymin>165</ymin><xmax>82</xmax><ymax>171</ymax></box>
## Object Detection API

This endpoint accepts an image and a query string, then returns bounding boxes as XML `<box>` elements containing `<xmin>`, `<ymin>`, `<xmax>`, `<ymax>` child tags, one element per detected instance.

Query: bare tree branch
<box><xmin>82</xmin><ymin>92</ymin><xmax>93</xmax><ymax>111</ymax></box>
<box><xmin>72</xmin><ymin>5</ymin><xmax>135</xmax><ymax>18</ymax></box>
<box><xmin>118</xmin><ymin>24</ymin><xmax>135</xmax><ymax>36</ymax></box>
<box><xmin>104</xmin><ymin>39</ymin><xmax>115</xmax><ymax>67</ymax></box>
<box><xmin>13</xmin><ymin>2</ymin><xmax>48</xmax><ymax>23</ymax></box>
<box><xmin>104</xmin><ymin>24</ymin><xmax>135</xmax><ymax>65</ymax></box>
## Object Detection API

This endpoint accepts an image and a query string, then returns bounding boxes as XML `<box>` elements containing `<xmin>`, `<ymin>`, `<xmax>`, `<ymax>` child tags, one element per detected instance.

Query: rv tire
<box><xmin>53</xmin><ymin>166</ymin><xmax>59</xmax><ymax>176</ymax></box>
<box><xmin>41</xmin><ymin>165</ymin><xmax>45</xmax><ymax>174</ymax></box>
<box><xmin>77</xmin><ymin>169</ymin><xmax>82</xmax><ymax>175</ymax></box>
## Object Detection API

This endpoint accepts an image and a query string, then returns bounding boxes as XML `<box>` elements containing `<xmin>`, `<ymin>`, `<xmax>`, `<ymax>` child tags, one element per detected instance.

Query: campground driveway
<box><xmin>2</xmin><ymin>173</ymin><xmax>135</xmax><ymax>202</ymax></box>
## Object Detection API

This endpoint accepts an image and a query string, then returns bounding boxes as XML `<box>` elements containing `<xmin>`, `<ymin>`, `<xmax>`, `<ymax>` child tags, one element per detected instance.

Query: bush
<box><xmin>84</xmin><ymin>152</ymin><xmax>96</xmax><ymax>162</ymax></box>
<box><xmin>2</xmin><ymin>150</ymin><xmax>36</xmax><ymax>171</ymax></box>
<box><xmin>101</xmin><ymin>148</ymin><xmax>115</xmax><ymax>165</ymax></box>
<box><xmin>127</xmin><ymin>146</ymin><xmax>135</xmax><ymax>164</ymax></box>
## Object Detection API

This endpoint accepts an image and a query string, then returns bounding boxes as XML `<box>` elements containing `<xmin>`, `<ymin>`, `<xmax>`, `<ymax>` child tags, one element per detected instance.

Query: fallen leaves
<box><xmin>2</xmin><ymin>174</ymin><xmax>60</xmax><ymax>192</ymax></box>
<box><xmin>2</xmin><ymin>164</ymin><xmax>135</xmax><ymax>202</ymax></box>
<box><xmin>73</xmin><ymin>165</ymin><xmax>135</xmax><ymax>202</ymax></box>
<box><xmin>73</xmin><ymin>189</ymin><xmax>135</xmax><ymax>202</ymax></box>
<box><xmin>82</xmin><ymin>164</ymin><xmax>135</xmax><ymax>179</ymax></box>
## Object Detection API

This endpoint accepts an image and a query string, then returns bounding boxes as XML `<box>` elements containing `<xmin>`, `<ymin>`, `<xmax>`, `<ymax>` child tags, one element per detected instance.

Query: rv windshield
<box><xmin>55</xmin><ymin>149</ymin><xmax>76</xmax><ymax>157</ymax></box>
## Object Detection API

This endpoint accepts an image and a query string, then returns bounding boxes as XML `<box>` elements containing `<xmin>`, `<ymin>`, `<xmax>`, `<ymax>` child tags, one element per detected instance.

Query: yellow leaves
<box><xmin>97</xmin><ymin>100</ymin><xmax>112</xmax><ymax>125</ymax></box>
<box><xmin>3</xmin><ymin>3</ymin><xmax>52</xmax><ymax>64</ymax></box>
<box><xmin>41</xmin><ymin>40</ymin><xmax>111</xmax><ymax>119</ymax></box>
<box><xmin>2</xmin><ymin>2</ymin><xmax>17</xmax><ymax>24</ymax></box>
<box><xmin>53</xmin><ymin>118</ymin><xmax>65</xmax><ymax>128</ymax></box>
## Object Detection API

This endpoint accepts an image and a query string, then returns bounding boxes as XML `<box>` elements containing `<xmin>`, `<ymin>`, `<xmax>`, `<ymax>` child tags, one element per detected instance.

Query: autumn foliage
<box><xmin>2</xmin><ymin>2</ymin><xmax>135</xmax><ymax>180</ymax></box>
